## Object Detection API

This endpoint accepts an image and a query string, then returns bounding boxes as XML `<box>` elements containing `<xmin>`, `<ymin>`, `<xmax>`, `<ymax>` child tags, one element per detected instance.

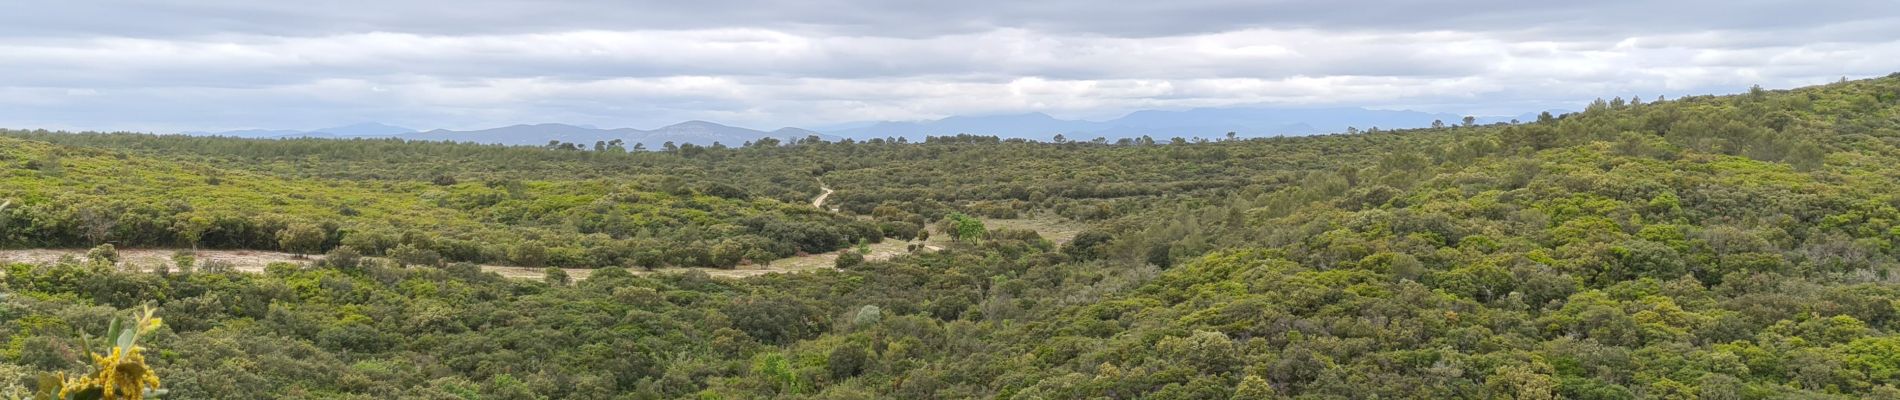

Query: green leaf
<box><xmin>116</xmin><ymin>327</ymin><xmax>135</xmax><ymax>351</ymax></box>
<box><xmin>66</xmin><ymin>387</ymin><xmax>103</xmax><ymax>400</ymax></box>
<box><xmin>104</xmin><ymin>317</ymin><xmax>120</xmax><ymax>347</ymax></box>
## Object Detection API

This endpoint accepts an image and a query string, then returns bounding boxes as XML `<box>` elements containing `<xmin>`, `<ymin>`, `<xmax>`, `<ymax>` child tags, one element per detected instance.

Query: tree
<box><xmin>938</xmin><ymin>213</ymin><xmax>986</xmax><ymax>241</ymax></box>
<box><xmin>834</xmin><ymin>250</ymin><xmax>865</xmax><ymax>269</ymax></box>
<box><xmin>1062</xmin><ymin>230</ymin><xmax>1113</xmax><ymax>260</ymax></box>
<box><xmin>387</xmin><ymin>243</ymin><xmax>443</xmax><ymax>267</ymax></box>
<box><xmin>827</xmin><ymin>344</ymin><xmax>870</xmax><ymax>379</ymax></box>
<box><xmin>78</xmin><ymin>203</ymin><xmax>118</xmax><ymax>245</ymax></box>
<box><xmin>544</xmin><ymin>267</ymin><xmax>570</xmax><ymax>286</ymax></box>
<box><xmin>851</xmin><ymin>305</ymin><xmax>882</xmax><ymax>327</ymax></box>
<box><xmin>1158</xmin><ymin>331</ymin><xmax>1239</xmax><ymax>373</ymax></box>
<box><xmin>725</xmin><ymin>295</ymin><xmax>829</xmax><ymax>345</ymax></box>
<box><xmin>86</xmin><ymin>243</ymin><xmax>120</xmax><ymax>265</ymax></box>
<box><xmin>1431</xmin><ymin>119</ymin><xmax>1447</xmax><ymax>129</ymax></box>
<box><xmin>173</xmin><ymin>215</ymin><xmax>211</xmax><ymax>249</ymax></box>
<box><xmin>323</xmin><ymin>245</ymin><xmax>363</xmax><ymax>270</ymax></box>
<box><xmin>277</xmin><ymin>222</ymin><xmax>326</xmax><ymax>255</ymax></box>
<box><xmin>171</xmin><ymin>250</ymin><xmax>196</xmax><ymax>271</ymax></box>
<box><xmin>1462</xmin><ymin>116</ymin><xmax>1476</xmax><ymax>127</ymax></box>
<box><xmin>1485</xmin><ymin>364</ymin><xmax>1558</xmax><ymax>400</ymax></box>
<box><xmin>1233</xmin><ymin>375</ymin><xmax>1277</xmax><ymax>399</ymax></box>
<box><xmin>510</xmin><ymin>242</ymin><xmax>549</xmax><ymax>267</ymax></box>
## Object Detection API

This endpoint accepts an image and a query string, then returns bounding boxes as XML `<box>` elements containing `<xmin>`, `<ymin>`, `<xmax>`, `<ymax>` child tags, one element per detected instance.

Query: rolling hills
<box><xmin>5</xmin><ymin>75</ymin><xmax>1900</xmax><ymax>398</ymax></box>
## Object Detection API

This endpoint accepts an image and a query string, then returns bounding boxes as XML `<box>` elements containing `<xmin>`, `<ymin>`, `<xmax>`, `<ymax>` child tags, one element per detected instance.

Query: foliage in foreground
<box><xmin>6</xmin><ymin>306</ymin><xmax>163</xmax><ymax>400</ymax></box>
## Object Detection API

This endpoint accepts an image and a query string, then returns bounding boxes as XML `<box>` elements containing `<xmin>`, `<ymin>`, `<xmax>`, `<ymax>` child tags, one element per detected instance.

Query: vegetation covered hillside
<box><xmin>6</xmin><ymin>75</ymin><xmax>1900</xmax><ymax>399</ymax></box>
<box><xmin>0</xmin><ymin>137</ymin><xmax>878</xmax><ymax>268</ymax></box>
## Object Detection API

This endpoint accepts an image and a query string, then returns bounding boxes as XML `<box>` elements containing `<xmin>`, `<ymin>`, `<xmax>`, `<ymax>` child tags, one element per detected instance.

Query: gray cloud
<box><xmin>6</xmin><ymin>0</ymin><xmax>1894</xmax><ymax>39</ymax></box>
<box><xmin>0</xmin><ymin>1</ymin><xmax>1895</xmax><ymax>131</ymax></box>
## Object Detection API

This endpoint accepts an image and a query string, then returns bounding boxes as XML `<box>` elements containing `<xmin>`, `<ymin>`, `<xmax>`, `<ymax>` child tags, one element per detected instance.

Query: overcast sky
<box><xmin>1</xmin><ymin>1</ymin><xmax>1896</xmax><ymax>132</ymax></box>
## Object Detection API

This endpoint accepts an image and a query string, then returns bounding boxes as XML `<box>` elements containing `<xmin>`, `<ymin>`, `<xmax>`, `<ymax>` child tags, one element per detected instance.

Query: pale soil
<box><xmin>984</xmin><ymin>216</ymin><xmax>1090</xmax><ymax>244</ymax></box>
<box><xmin>0</xmin><ymin>248</ymin><xmax>308</xmax><ymax>275</ymax></box>
<box><xmin>813</xmin><ymin>184</ymin><xmax>835</xmax><ymax>209</ymax></box>
<box><xmin>0</xmin><ymin>239</ymin><xmax>951</xmax><ymax>281</ymax></box>
<box><xmin>0</xmin><ymin>248</ymin><xmax>609</xmax><ymax>280</ymax></box>
<box><xmin>0</xmin><ymin>248</ymin><xmax>862</xmax><ymax>281</ymax></box>
<box><xmin>0</xmin><ymin>180</ymin><xmax>1077</xmax><ymax>281</ymax></box>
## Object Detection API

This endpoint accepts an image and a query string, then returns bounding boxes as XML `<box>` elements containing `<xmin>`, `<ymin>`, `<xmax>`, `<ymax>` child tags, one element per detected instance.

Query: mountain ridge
<box><xmin>829</xmin><ymin>106</ymin><xmax>1557</xmax><ymax>140</ymax></box>
<box><xmin>181</xmin><ymin>106</ymin><xmax>1563</xmax><ymax>146</ymax></box>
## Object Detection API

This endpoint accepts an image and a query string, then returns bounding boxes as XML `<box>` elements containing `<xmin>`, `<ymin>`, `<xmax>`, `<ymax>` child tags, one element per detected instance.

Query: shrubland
<box><xmin>6</xmin><ymin>75</ymin><xmax>1900</xmax><ymax>398</ymax></box>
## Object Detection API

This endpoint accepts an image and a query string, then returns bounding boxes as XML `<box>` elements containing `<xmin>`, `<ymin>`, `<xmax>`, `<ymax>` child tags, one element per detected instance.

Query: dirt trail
<box><xmin>0</xmin><ymin>248</ymin><xmax>854</xmax><ymax>281</ymax></box>
<box><xmin>0</xmin><ymin>248</ymin><xmax>583</xmax><ymax>279</ymax></box>
<box><xmin>1</xmin><ymin>180</ymin><xmax>1077</xmax><ymax>282</ymax></box>
<box><xmin>812</xmin><ymin>179</ymin><xmax>835</xmax><ymax>210</ymax></box>
<box><xmin>0</xmin><ymin>216</ymin><xmax>1078</xmax><ymax>281</ymax></box>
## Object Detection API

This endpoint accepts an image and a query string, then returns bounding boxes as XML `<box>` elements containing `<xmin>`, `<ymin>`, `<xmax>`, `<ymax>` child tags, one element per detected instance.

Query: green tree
<box><xmin>387</xmin><ymin>244</ymin><xmax>443</xmax><ymax>267</ymax></box>
<box><xmin>277</xmin><ymin>222</ymin><xmax>327</xmax><ymax>255</ymax></box>
<box><xmin>85</xmin><ymin>244</ymin><xmax>120</xmax><ymax>266</ymax></box>
<box><xmin>939</xmin><ymin>213</ymin><xmax>986</xmax><ymax>241</ymax></box>
<box><xmin>834</xmin><ymin>250</ymin><xmax>865</xmax><ymax>269</ymax></box>
<box><xmin>827</xmin><ymin>344</ymin><xmax>870</xmax><ymax>379</ymax></box>
<box><xmin>510</xmin><ymin>242</ymin><xmax>549</xmax><ymax>268</ymax></box>
<box><xmin>322</xmin><ymin>245</ymin><xmax>362</xmax><ymax>270</ymax></box>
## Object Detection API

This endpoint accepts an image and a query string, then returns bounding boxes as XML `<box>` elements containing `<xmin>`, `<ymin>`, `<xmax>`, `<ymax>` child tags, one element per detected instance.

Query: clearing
<box><xmin>812</xmin><ymin>179</ymin><xmax>838</xmax><ymax>211</ymax></box>
<box><xmin>0</xmin><ymin>183</ymin><xmax>1082</xmax><ymax>281</ymax></box>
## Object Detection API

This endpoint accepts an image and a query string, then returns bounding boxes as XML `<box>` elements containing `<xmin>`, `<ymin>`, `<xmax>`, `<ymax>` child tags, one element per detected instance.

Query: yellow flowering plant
<box><xmin>14</xmin><ymin>305</ymin><xmax>165</xmax><ymax>400</ymax></box>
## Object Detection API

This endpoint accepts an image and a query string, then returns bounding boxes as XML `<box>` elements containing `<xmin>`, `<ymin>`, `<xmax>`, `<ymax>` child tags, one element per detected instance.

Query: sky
<box><xmin>1</xmin><ymin>1</ymin><xmax>1896</xmax><ymax>132</ymax></box>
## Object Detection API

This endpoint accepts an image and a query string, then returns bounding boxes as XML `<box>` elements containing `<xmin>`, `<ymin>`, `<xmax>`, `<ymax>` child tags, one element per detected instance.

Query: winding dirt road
<box><xmin>1</xmin><ymin>179</ymin><xmax>1068</xmax><ymax>282</ymax></box>
<box><xmin>812</xmin><ymin>179</ymin><xmax>835</xmax><ymax>210</ymax></box>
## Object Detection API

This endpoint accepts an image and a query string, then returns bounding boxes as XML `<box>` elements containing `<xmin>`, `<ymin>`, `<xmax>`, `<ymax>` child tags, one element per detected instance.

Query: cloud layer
<box><xmin>2</xmin><ymin>1</ymin><xmax>1896</xmax><ymax>131</ymax></box>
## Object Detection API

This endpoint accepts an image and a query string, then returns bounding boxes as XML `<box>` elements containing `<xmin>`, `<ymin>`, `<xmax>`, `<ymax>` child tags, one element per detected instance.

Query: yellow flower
<box><xmin>40</xmin><ymin>306</ymin><xmax>165</xmax><ymax>400</ymax></box>
<box><xmin>58</xmin><ymin>346</ymin><xmax>160</xmax><ymax>400</ymax></box>
<box><xmin>97</xmin><ymin>347</ymin><xmax>160</xmax><ymax>400</ymax></box>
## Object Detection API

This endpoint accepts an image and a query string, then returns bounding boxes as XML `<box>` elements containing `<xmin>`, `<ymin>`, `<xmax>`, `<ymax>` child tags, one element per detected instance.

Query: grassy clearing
<box><xmin>983</xmin><ymin>216</ymin><xmax>1089</xmax><ymax>244</ymax></box>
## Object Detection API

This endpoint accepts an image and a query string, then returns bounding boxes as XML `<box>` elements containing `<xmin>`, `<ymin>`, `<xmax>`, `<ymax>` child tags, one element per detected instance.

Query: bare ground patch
<box><xmin>983</xmin><ymin>216</ymin><xmax>1089</xmax><ymax>244</ymax></box>
<box><xmin>0</xmin><ymin>217</ymin><xmax>1075</xmax><ymax>281</ymax></box>
<box><xmin>0</xmin><ymin>246</ymin><xmax>913</xmax><ymax>281</ymax></box>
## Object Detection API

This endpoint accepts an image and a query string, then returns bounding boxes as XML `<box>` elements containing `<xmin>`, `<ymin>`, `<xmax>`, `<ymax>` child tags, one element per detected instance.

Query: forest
<box><xmin>6</xmin><ymin>74</ymin><xmax>1900</xmax><ymax>399</ymax></box>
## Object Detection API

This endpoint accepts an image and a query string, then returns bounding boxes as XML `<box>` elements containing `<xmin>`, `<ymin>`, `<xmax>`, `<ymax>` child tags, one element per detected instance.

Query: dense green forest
<box><xmin>7</xmin><ymin>75</ymin><xmax>1900</xmax><ymax>398</ymax></box>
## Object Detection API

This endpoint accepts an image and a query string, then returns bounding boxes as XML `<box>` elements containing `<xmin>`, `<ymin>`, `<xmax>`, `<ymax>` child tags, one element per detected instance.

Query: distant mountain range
<box><xmin>827</xmin><ymin>107</ymin><xmax>1554</xmax><ymax>141</ymax></box>
<box><xmin>184</xmin><ymin>122</ymin><xmax>416</xmax><ymax>139</ymax></box>
<box><xmin>188</xmin><ymin>121</ymin><xmax>837</xmax><ymax>147</ymax></box>
<box><xmin>182</xmin><ymin>106</ymin><xmax>1560</xmax><ymax>146</ymax></box>
<box><xmin>402</xmin><ymin>121</ymin><xmax>834</xmax><ymax>147</ymax></box>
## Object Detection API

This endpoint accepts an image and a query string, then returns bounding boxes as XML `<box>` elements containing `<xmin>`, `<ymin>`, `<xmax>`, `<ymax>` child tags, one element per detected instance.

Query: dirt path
<box><xmin>0</xmin><ymin>248</ymin><xmax>583</xmax><ymax>279</ymax></box>
<box><xmin>0</xmin><ymin>216</ymin><xmax>1079</xmax><ymax>282</ymax></box>
<box><xmin>812</xmin><ymin>179</ymin><xmax>835</xmax><ymax>210</ymax></box>
<box><xmin>2</xmin><ymin>188</ymin><xmax>1078</xmax><ymax>282</ymax></box>
<box><xmin>983</xmin><ymin>216</ymin><xmax>1090</xmax><ymax>244</ymax></box>
<box><xmin>0</xmin><ymin>248</ymin><xmax>855</xmax><ymax>281</ymax></box>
